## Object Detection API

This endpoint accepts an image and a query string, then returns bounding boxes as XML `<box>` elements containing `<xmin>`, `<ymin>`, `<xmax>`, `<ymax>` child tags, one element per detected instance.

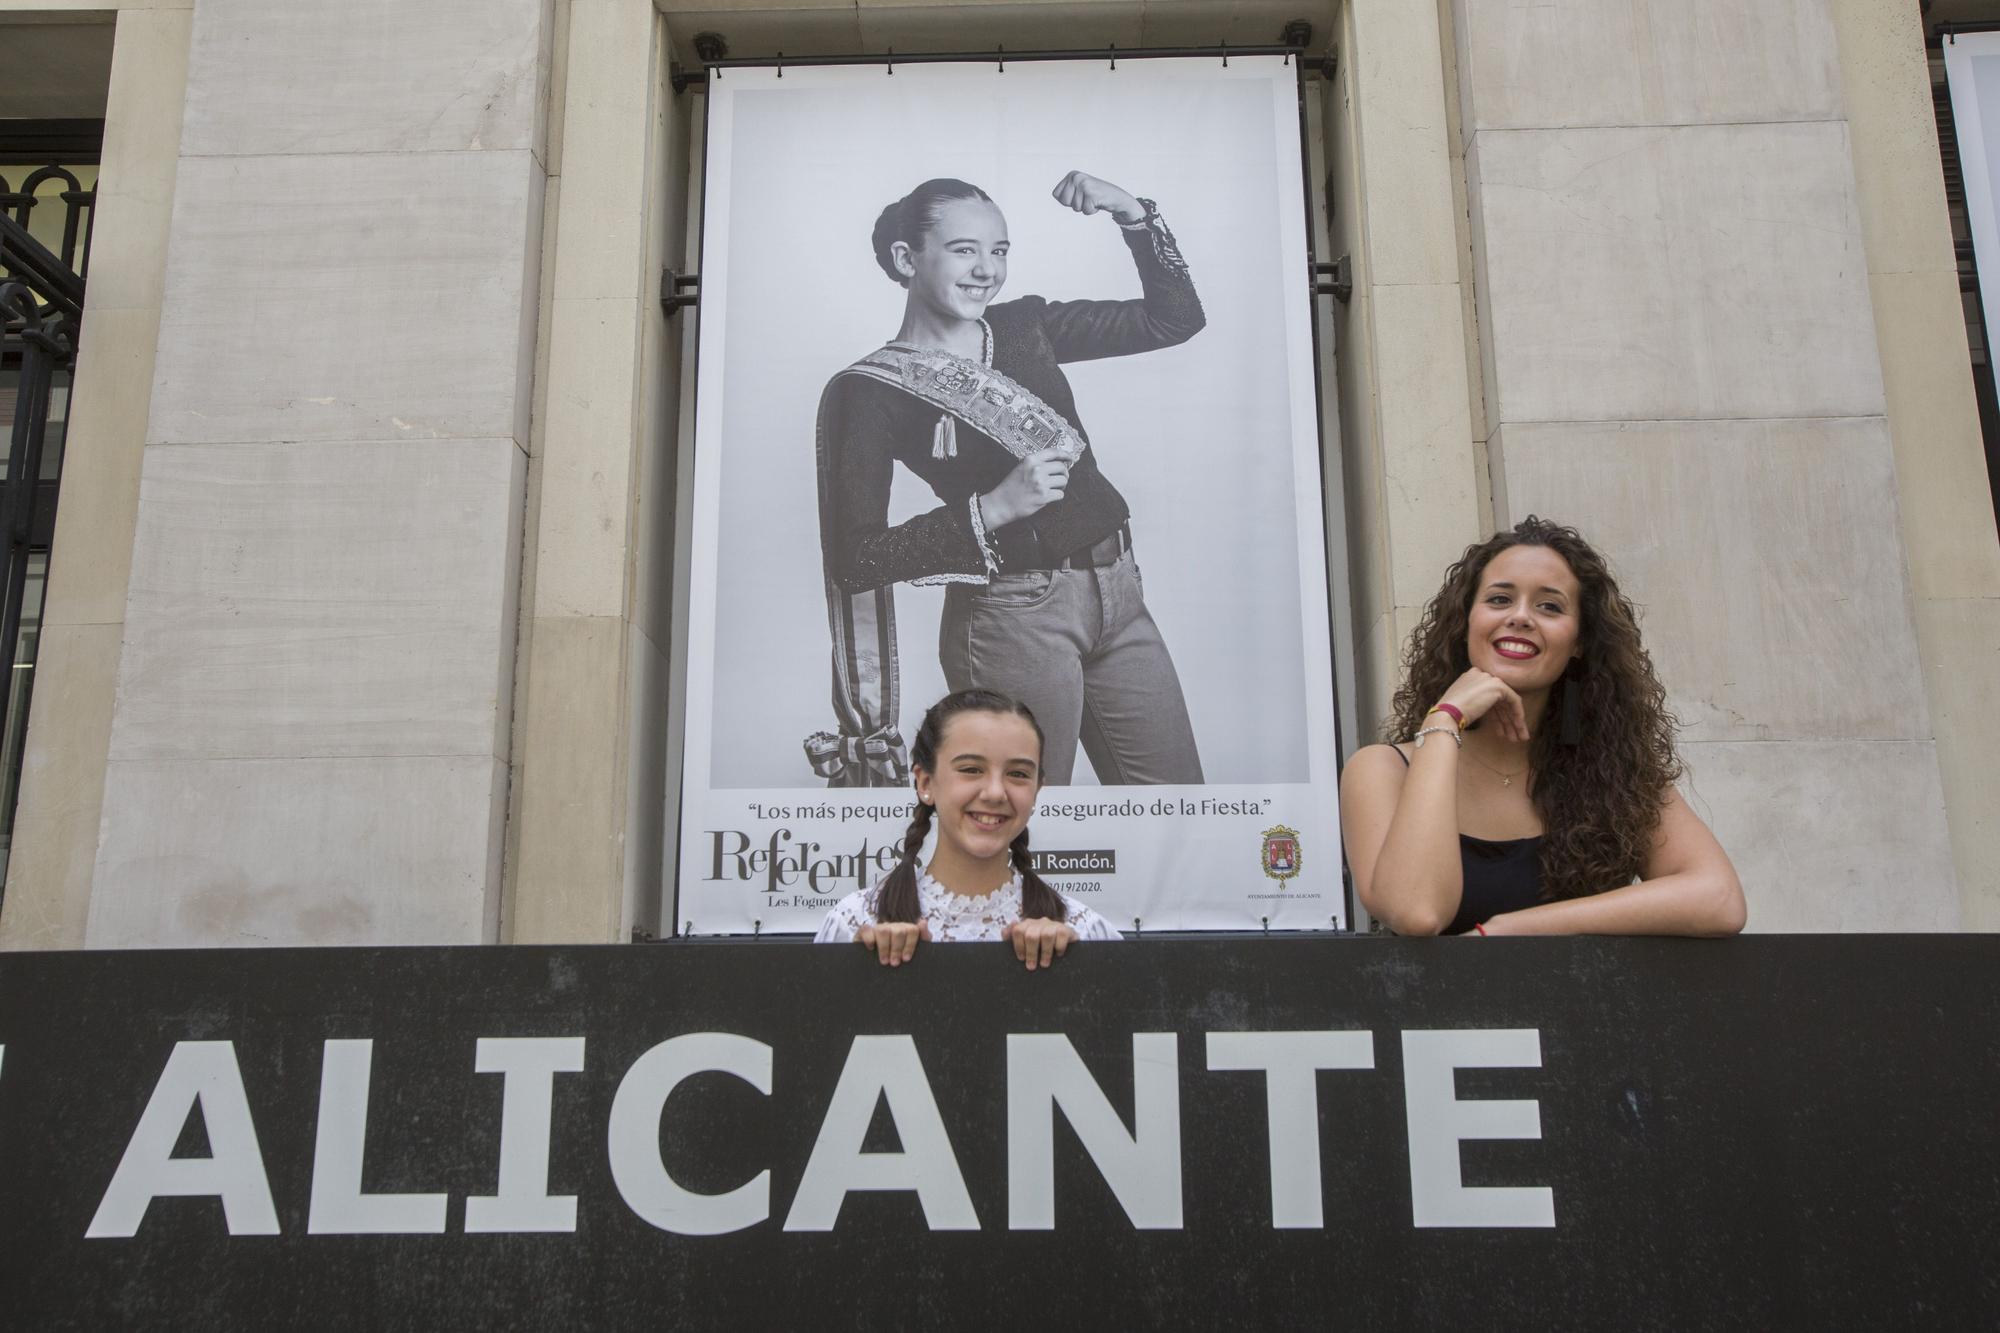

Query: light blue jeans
<box><xmin>939</xmin><ymin>548</ymin><xmax>1203</xmax><ymax>786</ymax></box>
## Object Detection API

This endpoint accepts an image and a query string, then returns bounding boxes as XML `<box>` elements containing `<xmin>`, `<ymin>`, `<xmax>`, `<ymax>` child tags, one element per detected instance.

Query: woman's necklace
<box><xmin>1463</xmin><ymin>746</ymin><xmax>1529</xmax><ymax>787</ymax></box>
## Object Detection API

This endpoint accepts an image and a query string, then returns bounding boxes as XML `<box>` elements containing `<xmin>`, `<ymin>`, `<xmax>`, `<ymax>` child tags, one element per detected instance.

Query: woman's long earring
<box><xmin>1559</xmin><ymin>661</ymin><xmax>1583</xmax><ymax>746</ymax></box>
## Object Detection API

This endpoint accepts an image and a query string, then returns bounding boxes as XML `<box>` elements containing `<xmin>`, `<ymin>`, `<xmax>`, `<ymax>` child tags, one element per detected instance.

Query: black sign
<box><xmin>2</xmin><ymin>936</ymin><xmax>1996</xmax><ymax>1325</ymax></box>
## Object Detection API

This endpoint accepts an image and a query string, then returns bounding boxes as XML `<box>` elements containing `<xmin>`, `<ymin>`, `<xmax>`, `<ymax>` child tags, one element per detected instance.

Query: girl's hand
<box><xmin>1437</xmin><ymin>668</ymin><xmax>1531</xmax><ymax>743</ymax></box>
<box><xmin>856</xmin><ymin>919</ymin><xmax>930</xmax><ymax>967</ymax></box>
<box><xmin>979</xmin><ymin>447</ymin><xmax>1072</xmax><ymax>528</ymax></box>
<box><xmin>1001</xmin><ymin>918</ymin><xmax>1078</xmax><ymax>971</ymax></box>
<box><xmin>1051</xmin><ymin>171</ymin><xmax>1144</xmax><ymax>225</ymax></box>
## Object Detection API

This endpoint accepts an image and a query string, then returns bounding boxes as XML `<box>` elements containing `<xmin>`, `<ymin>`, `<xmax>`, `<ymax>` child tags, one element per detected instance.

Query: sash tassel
<box><xmin>804</xmin><ymin>726</ymin><xmax>911</xmax><ymax>786</ymax></box>
<box><xmin>809</xmin><ymin>339</ymin><xmax>1086</xmax><ymax>787</ymax></box>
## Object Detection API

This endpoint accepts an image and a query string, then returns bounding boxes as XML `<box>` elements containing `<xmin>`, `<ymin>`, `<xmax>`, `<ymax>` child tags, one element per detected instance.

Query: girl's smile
<box><xmin>913</xmin><ymin>710</ymin><xmax>1042</xmax><ymax>889</ymax></box>
<box><xmin>895</xmin><ymin>197</ymin><xmax>1010</xmax><ymax>327</ymax></box>
<box><xmin>1466</xmin><ymin>545</ymin><xmax>1581</xmax><ymax>689</ymax></box>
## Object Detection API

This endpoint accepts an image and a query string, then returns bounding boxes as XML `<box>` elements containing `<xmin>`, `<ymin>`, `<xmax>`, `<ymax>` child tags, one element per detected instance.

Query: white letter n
<box><xmin>1007</xmin><ymin>1033</ymin><xmax>1181</xmax><ymax>1230</ymax></box>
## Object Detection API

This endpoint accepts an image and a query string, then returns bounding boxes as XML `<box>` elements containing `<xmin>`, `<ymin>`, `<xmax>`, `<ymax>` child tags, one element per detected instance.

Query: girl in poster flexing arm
<box><xmin>808</xmin><ymin>172</ymin><xmax>1207</xmax><ymax>789</ymax></box>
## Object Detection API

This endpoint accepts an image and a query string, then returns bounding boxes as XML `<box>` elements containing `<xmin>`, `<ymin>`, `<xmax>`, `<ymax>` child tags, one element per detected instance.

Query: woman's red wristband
<box><xmin>1429</xmin><ymin>702</ymin><xmax>1465</xmax><ymax>729</ymax></box>
<box><xmin>1473</xmin><ymin>921</ymin><xmax>1488</xmax><ymax>936</ymax></box>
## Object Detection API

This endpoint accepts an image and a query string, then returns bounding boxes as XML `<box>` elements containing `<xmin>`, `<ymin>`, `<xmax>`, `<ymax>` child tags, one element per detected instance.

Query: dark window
<box><xmin>1930</xmin><ymin>16</ymin><xmax>2000</xmax><ymax>535</ymax></box>
<box><xmin>0</xmin><ymin>119</ymin><xmax>98</xmax><ymax>896</ymax></box>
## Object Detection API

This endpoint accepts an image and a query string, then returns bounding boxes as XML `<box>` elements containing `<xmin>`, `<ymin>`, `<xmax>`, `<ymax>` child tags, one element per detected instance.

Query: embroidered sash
<box><xmin>803</xmin><ymin>343</ymin><xmax>1085</xmax><ymax>787</ymax></box>
<box><xmin>841</xmin><ymin>345</ymin><xmax>1087</xmax><ymax>464</ymax></box>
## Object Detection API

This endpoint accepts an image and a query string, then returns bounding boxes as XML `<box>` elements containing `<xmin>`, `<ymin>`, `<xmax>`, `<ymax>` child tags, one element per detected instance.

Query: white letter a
<box><xmin>784</xmin><ymin>1035</ymin><xmax>978</xmax><ymax>1231</ymax></box>
<box><xmin>87</xmin><ymin>1041</ymin><xmax>280</xmax><ymax>1238</ymax></box>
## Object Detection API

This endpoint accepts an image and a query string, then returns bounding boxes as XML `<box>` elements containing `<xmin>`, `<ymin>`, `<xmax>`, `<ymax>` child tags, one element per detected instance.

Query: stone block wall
<box><xmin>1452</xmin><ymin>0</ymin><xmax>1963</xmax><ymax>929</ymax></box>
<box><xmin>81</xmin><ymin>0</ymin><xmax>556</xmax><ymax>945</ymax></box>
<box><xmin>9</xmin><ymin>0</ymin><xmax>1991</xmax><ymax>946</ymax></box>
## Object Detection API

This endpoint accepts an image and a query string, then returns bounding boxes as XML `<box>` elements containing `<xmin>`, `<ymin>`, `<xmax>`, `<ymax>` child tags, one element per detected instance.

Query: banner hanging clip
<box><xmin>775</xmin><ymin>51</ymin><xmax>783</xmax><ymax>78</ymax></box>
<box><xmin>1312</xmin><ymin>256</ymin><xmax>1352</xmax><ymax>304</ymax></box>
<box><xmin>1221</xmin><ymin>40</ymin><xmax>1229</xmax><ymax>68</ymax></box>
<box><xmin>693</xmin><ymin>30</ymin><xmax>726</xmax><ymax>82</ymax></box>
<box><xmin>887</xmin><ymin>47</ymin><xmax>894</xmax><ymax>75</ymax></box>
<box><xmin>1109</xmin><ymin>44</ymin><xmax>1116</xmax><ymax>71</ymax></box>
<box><xmin>997</xmin><ymin>45</ymin><xmax>1005</xmax><ymax>73</ymax></box>
<box><xmin>661</xmin><ymin>268</ymin><xmax>701</xmax><ymax>319</ymax></box>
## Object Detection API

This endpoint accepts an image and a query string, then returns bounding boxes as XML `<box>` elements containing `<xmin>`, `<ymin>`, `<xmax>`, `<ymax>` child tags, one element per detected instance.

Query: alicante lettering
<box><xmin>75</xmin><ymin>1028</ymin><xmax>1554</xmax><ymax>1240</ymax></box>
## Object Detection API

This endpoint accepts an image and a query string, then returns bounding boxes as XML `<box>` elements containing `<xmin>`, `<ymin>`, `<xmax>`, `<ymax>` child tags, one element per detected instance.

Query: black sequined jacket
<box><xmin>819</xmin><ymin>211</ymin><xmax>1204</xmax><ymax>592</ymax></box>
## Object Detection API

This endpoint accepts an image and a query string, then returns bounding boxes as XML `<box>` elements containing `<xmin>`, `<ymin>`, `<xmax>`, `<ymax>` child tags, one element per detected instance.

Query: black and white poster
<box><xmin>675</xmin><ymin>56</ymin><xmax>1341</xmax><ymax>932</ymax></box>
<box><xmin>1945</xmin><ymin>32</ymin><xmax>2000</xmax><ymax>410</ymax></box>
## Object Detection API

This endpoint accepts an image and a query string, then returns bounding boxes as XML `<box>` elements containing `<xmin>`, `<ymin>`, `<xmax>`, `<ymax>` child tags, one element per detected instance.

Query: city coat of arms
<box><xmin>1260</xmin><ymin>824</ymin><xmax>1302</xmax><ymax>887</ymax></box>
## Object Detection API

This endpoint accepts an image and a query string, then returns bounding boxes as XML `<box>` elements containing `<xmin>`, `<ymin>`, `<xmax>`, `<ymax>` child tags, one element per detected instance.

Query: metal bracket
<box><xmin>1312</xmin><ymin>256</ymin><xmax>1352</xmax><ymax>304</ymax></box>
<box><xmin>661</xmin><ymin>268</ymin><xmax>700</xmax><ymax>318</ymax></box>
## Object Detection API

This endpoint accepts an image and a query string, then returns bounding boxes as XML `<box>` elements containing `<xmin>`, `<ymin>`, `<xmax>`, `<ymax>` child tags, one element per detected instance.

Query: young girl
<box><xmin>809</xmin><ymin>173</ymin><xmax>1205</xmax><ymax>791</ymax></box>
<box><xmin>1340</xmin><ymin>516</ymin><xmax>1745</xmax><ymax>936</ymax></box>
<box><xmin>816</xmin><ymin>688</ymin><xmax>1121</xmax><ymax>967</ymax></box>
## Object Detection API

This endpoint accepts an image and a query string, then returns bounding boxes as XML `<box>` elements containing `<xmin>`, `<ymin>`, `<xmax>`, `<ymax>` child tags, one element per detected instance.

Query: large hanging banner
<box><xmin>1946</xmin><ymin>32</ymin><xmax>2000</xmax><ymax>409</ymax></box>
<box><xmin>676</xmin><ymin>55</ymin><xmax>1341</xmax><ymax>933</ymax></box>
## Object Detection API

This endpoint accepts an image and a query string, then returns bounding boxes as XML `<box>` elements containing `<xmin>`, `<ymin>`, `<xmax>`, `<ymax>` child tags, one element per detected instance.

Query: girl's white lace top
<box><xmin>815</xmin><ymin>868</ymin><xmax>1121</xmax><ymax>944</ymax></box>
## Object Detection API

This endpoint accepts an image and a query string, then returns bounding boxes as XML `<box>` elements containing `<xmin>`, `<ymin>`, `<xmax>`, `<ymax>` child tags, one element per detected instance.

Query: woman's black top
<box><xmin>1389</xmin><ymin>746</ymin><xmax>1545</xmax><ymax>934</ymax></box>
<box><xmin>1450</xmin><ymin>834</ymin><xmax>1544</xmax><ymax>935</ymax></box>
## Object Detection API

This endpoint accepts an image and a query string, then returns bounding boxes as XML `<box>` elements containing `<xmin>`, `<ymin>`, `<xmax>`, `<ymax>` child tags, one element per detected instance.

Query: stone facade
<box><xmin>1</xmin><ymin>0</ymin><xmax>1994</xmax><ymax>946</ymax></box>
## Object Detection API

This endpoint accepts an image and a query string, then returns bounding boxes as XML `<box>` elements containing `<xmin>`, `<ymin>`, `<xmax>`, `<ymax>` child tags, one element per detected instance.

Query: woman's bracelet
<box><xmin>1427</xmin><ymin>702</ymin><xmax>1465</xmax><ymax>730</ymax></box>
<box><xmin>1413</xmin><ymin>725</ymin><xmax>1461</xmax><ymax>750</ymax></box>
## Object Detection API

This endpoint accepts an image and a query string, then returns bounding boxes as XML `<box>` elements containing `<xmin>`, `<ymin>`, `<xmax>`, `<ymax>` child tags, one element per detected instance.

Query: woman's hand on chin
<box><xmin>1439</xmin><ymin>668</ymin><xmax>1530</xmax><ymax>743</ymax></box>
<box><xmin>1051</xmin><ymin>170</ymin><xmax>1144</xmax><ymax>225</ymax></box>
<box><xmin>857</xmin><ymin>920</ymin><xmax>930</xmax><ymax>967</ymax></box>
<box><xmin>1001</xmin><ymin>918</ymin><xmax>1079</xmax><ymax>971</ymax></box>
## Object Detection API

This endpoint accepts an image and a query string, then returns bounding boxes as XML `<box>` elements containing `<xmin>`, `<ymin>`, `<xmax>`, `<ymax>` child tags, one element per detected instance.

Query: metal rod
<box><xmin>0</xmin><ymin>301</ymin><xmax>58</xmax><ymax>749</ymax></box>
<box><xmin>694</xmin><ymin>44</ymin><xmax>1330</xmax><ymax>74</ymax></box>
<box><xmin>1933</xmin><ymin>20</ymin><xmax>2000</xmax><ymax>47</ymax></box>
<box><xmin>0</xmin><ymin>213</ymin><xmax>84</xmax><ymax>322</ymax></box>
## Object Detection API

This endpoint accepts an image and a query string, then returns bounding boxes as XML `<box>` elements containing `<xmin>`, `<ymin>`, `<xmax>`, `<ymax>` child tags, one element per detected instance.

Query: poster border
<box><xmin>1943</xmin><ymin>32</ymin><xmax>2000</xmax><ymax>416</ymax></box>
<box><xmin>664</xmin><ymin>49</ymin><xmax>1349</xmax><ymax>935</ymax></box>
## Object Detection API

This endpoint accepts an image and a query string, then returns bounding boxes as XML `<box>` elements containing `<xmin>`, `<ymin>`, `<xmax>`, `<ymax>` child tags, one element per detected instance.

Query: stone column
<box><xmin>1827</xmin><ymin>0</ymin><xmax>2000</xmax><ymax>929</ymax></box>
<box><xmin>1452</xmin><ymin>0</ymin><xmax>1961</xmax><ymax>928</ymax></box>
<box><xmin>503</xmin><ymin>0</ymin><xmax>695</xmax><ymax>945</ymax></box>
<box><xmin>1324</xmin><ymin>0</ymin><xmax>1488</xmax><ymax>736</ymax></box>
<box><xmin>80</xmin><ymin>0</ymin><xmax>556</xmax><ymax>945</ymax></box>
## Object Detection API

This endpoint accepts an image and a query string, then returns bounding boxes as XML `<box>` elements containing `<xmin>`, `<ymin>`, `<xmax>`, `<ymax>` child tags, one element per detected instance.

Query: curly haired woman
<box><xmin>1340</xmin><ymin>517</ymin><xmax>1745</xmax><ymax>936</ymax></box>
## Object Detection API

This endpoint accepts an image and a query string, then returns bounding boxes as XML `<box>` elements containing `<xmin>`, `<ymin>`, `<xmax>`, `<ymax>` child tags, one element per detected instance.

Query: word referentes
<box><xmin>67</xmin><ymin>1028</ymin><xmax>1555</xmax><ymax>1240</ymax></box>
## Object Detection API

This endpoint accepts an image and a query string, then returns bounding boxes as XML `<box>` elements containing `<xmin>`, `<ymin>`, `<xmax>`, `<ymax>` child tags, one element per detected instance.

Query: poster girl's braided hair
<box><xmin>872</xmin><ymin>178</ymin><xmax>994</xmax><ymax>286</ymax></box>
<box><xmin>873</xmin><ymin>689</ymin><xmax>1069</xmax><ymax>926</ymax></box>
